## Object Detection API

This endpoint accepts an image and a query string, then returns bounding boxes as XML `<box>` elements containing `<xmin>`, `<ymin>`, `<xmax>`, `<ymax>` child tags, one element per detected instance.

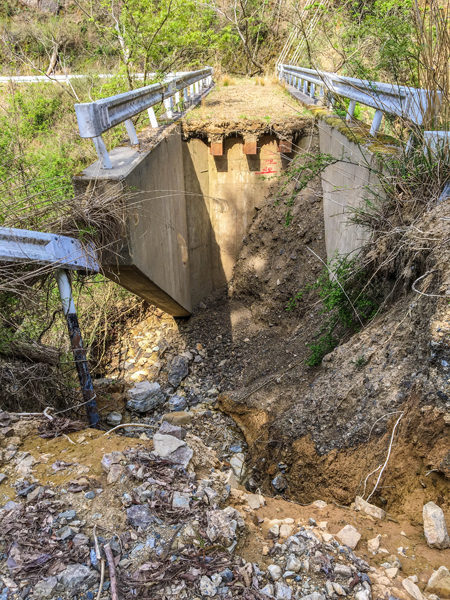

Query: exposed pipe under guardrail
<box><xmin>75</xmin><ymin>67</ymin><xmax>214</xmax><ymax>169</ymax></box>
<box><xmin>278</xmin><ymin>64</ymin><xmax>442</xmax><ymax>137</ymax></box>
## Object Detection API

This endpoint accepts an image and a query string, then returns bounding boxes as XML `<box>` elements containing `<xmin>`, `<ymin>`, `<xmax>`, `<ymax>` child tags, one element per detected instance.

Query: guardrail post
<box><xmin>148</xmin><ymin>106</ymin><xmax>158</xmax><ymax>128</ymax></box>
<box><xmin>92</xmin><ymin>136</ymin><xmax>112</xmax><ymax>169</ymax></box>
<box><xmin>164</xmin><ymin>97</ymin><xmax>173</xmax><ymax>119</ymax></box>
<box><xmin>303</xmin><ymin>80</ymin><xmax>308</xmax><ymax>94</ymax></box>
<box><xmin>124</xmin><ymin>119</ymin><xmax>139</xmax><ymax>145</ymax></box>
<box><xmin>310</xmin><ymin>83</ymin><xmax>315</xmax><ymax>98</ymax></box>
<box><xmin>183</xmin><ymin>87</ymin><xmax>189</xmax><ymax>106</ymax></box>
<box><xmin>370</xmin><ymin>109</ymin><xmax>383</xmax><ymax>136</ymax></box>
<box><xmin>55</xmin><ymin>269</ymin><xmax>100</xmax><ymax>428</ymax></box>
<box><xmin>346</xmin><ymin>99</ymin><xmax>356</xmax><ymax>122</ymax></box>
<box><xmin>175</xmin><ymin>91</ymin><xmax>180</xmax><ymax>108</ymax></box>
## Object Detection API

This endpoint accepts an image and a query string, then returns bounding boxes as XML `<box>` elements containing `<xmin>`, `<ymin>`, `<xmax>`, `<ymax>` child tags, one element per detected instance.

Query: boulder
<box><xmin>206</xmin><ymin>506</ymin><xmax>244</xmax><ymax>547</ymax></box>
<box><xmin>58</xmin><ymin>564</ymin><xmax>98</xmax><ymax>595</ymax></box>
<box><xmin>402</xmin><ymin>578</ymin><xmax>425</xmax><ymax>600</ymax></box>
<box><xmin>426</xmin><ymin>566</ymin><xmax>450</xmax><ymax>597</ymax></box>
<box><xmin>355</xmin><ymin>496</ymin><xmax>386</xmax><ymax>520</ymax></box>
<box><xmin>153</xmin><ymin>433</ymin><xmax>193</xmax><ymax>468</ymax></box>
<box><xmin>126</xmin><ymin>381</ymin><xmax>165</xmax><ymax>413</ymax></box>
<box><xmin>127</xmin><ymin>504</ymin><xmax>153</xmax><ymax>530</ymax></box>
<box><xmin>168</xmin><ymin>356</ymin><xmax>189</xmax><ymax>387</ymax></box>
<box><xmin>423</xmin><ymin>501</ymin><xmax>450</xmax><ymax>549</ymax></box>
<box><xmin>336</xmin><ymin>524</ymin><xmax>361</xmax><ymax>549</ymax></box>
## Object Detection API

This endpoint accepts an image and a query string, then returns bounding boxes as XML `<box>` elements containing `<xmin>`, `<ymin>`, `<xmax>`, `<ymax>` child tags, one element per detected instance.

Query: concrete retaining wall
<box><xmin>318</xmin><ymin>121</ymin><xmax>385</xmax><ymax>261</ymax></box>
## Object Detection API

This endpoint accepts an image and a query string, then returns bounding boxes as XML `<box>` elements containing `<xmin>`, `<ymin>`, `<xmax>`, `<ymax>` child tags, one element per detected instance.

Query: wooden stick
<box><xmin>104</xmin><ymin>542</ymin><xmax>119</xmax><ymax>600</ymax></box>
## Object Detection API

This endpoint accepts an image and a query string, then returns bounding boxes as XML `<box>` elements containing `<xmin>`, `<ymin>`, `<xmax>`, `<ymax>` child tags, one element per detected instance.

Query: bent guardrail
<box><xmin>0</xmin><ymin>228</ymin><xmax>100</xmax><ymax>426</ymax></box>
<box><xmin>278</xmin><ymin>64</ymin><xmax>441</xmax><ymax>137</ymax></box>
<box><xmin>75</xmin><ymin>67</ymin><xmax>213</xmax><ymax>168</ymax></box>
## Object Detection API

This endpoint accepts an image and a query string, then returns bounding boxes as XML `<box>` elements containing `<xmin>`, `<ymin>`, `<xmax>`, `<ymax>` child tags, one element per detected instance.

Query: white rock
<box><xmin>312</xmin><ymin>500</ymin><xmax>327</xmax><ymax>509</ymax></box>
<box><xmin>230</xmin><ymin>453</ymin><xmax>246</xmax><ymax>479</ymax></box>
<box><xmin>367</xmin><ymin>534</ymin><xmax>381</xmax><ymax>553</ymax></box>
<box><xmin>261</xmin><ymin>584</ymin><xmax>274</xmax><ymax>597</ymax></box>
<box><xmin>354</xmin><ymin>496</ymin><xmax>386</xmax><ymax>520</ymax></box>
<box><xmin>269</xmin><ymin>524</ymin><xmax>280</xmax><ymax>538</ymax></box>
<box><xmin>322</xmin><ymin>532</ymin><xmax>334</xmax><ymax>543</ymax></box>
<box><xmin>355</xmin><ymin>591</ymin><xmax>370</xmax><ymax>600</ymax></box>
<box><xmin>245</xmin><ymin>493</ymin><xmax>264</xmax><ymax>510</ymax></box>
<box><xmin>402</xmin><ymin>578</ymin><xmax>425</xmax><ymax>600</ymax></box>
<box><xmin>426</xmin><ymin>566</ymin><xmax>450</xmax><ymax>597</ymax></box>
<box><xmin>153</xmin><ymin>433</ymin><xmax>193</xmax><ymax>468</ymax></box>
<box><xmin>334</xmin><ymin>564</ymin><xmax>352</xmax><ymax>577</ymax></box>
<box><xmin>332</xmin><ymin>582</ymin><xmax>346</xmax><ymax>596</ymax></box>
<box><xmin>423</xmin><ymin>501</ymin><xmax>450</xmax><ymax>549</ymax></box>
<box><xmin>199</xmin><ymin>575</ymin><xmax>217</xmax><ymax>597</ymax></box>
<box><xmin>279</xmin><ymin>524</ymin><xmax>293</xmax><ymax>538</ymax></box>
<box><xmin>385</xmin><ymin>567</ymin><xmax>399</xmax><ymax>579</ymax></box>
<box><xmin>268</xmin><ymin>564</ymin><xmax>283</xmax><ymax>581</ymax></box>
<box><xmin>286</xmin><ymin>556</ymin><xmax>302</xmax><ymax>572</ymax></box>
<box><xmin>275</xmin><ymin>582</ymin><xmax>292</xmax><ymax>600</ymax></box>
<box><xmin>336</xmin><ymin>524</ymin><xmax>361</xmax><ymax>549</ymax></box>
<box><xmin>325</xmin><ymin>581</ymin><xmax>334</xmax><ymax>596</ymax></box>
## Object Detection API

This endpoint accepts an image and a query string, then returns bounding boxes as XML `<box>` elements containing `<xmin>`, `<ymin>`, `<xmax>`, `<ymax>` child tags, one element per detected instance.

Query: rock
<box><xmin>261</xmin><ymin>584</ymin><xmax>275</xmax><ymax>597</ymax></box>
<box><xmin>423</xmin><ymin>501</ymin><xmax>450</xmax><ymax>549</ymax></box>
<box><xmin>220</xmin><ymin>568</ymin><xmax>234</xmax><ymax>583</ymax></box>
<box><xmin>168</xmin><ymin>356</ymin><xmax>189</xmax><ymax>387</ymax></box>
<box><xmin>355</xmin><ymin>591</ymin><xmax>370</xmax><ymax>600</ymax></box>
<box><xmin>402</xmin><ymin>578</ymin><xmax>425</xmax><ymax>600</ymax></box>
<box><xmin>206</xmin><ymin>507</ymin><xmax>244</xmax><ymax>547</ymax></box>
<box><xmin>34</xmin><ymin>576</ymin><xmax>58</xmax><ymax>598</ymax></box>
<box><xmin>101</xmin><ymin>451</ymin><xmax>124</xmax><ymax>472</ymax></box>
<box><xmin>312</xmin><ymin>500</ymin><xmax>327</xmax><ymax>509</ymax></box>
<box><xmin>127</xmin><ymin>381</ymin><xmax>165</xmax><ymax>413</ymax></box>
<box><xmin>162</xmin><ymin>411</ymin><xmax>194</xmax><ymax>425</ymax></box>
<box><xmin>334</xmin><ymin>564</ymin><xmax>352</xmax><ymax>577</ymax></box>
<box><xmin>55</xmin><ymin>526</ymin><xmax>75</xmax><ymax>540</ymax></box>
<box><xmin>169</xmin><ymin>395</ymin><xmax>188</xmax><ymax>411</ymax></box>
<box><xmin>153</xmin><ymin>433</ymin><xmax>193</xmax><ymax>468</ymax></box>
<box><xmin>367</xmin><ymin>534</ymin><xmax>381</xmax><ymax>553</ymax></box>
<box><xmin>106</xmin><ymin>411</ymin><xmax>122</xmax><ymax>426</ymax></box>
<box><xmin>426</xmin><ymin>566</ymin><xmax>450</xmax><ymax>597</ymax></box>
<box><xmin>15</xmin><ymin>453</ymin><xmax>36</xmax><ymax>476</ymax></box>
<box><xmin>72</xmin><ymin>533</ymin><xmax>89</xmax><ymax>547</ymax></box>
<box><xmin>332</xmin><ymin>582</ymin><xmax>346</xmax><ymax>596</ymax></box>
<box><xmin>272</xmin><ymin>474</ymin><xmax>288</xmax><ymax>493</ymax></box>
<box><xmin>85</xmin><ymin>491</ymin><xmax>95</xmax><ymax>500</ymax></box>
<box><xmin>326</xmin><ymin>581</ymin><xmax>334</xmax><ymax>596</ymax></box>
<box><xmin>0</xmin><ymin>473</ymin><xmax>7</xmax><ymax>484</ymax></box>
<box><xmin>268</xmin><ymin>564</ymin><xmax>283</xmax><ymax>581</ymax></box>
<box><xmin>386</xmin><ymin>567</ymin><xmax>399</xmax><ymax>579</ymax></box>
<box><xmin>158</xmin><ymin>421</ymin><xmax>186</xmax><ymax>439</ymax></box>
<box><xmin>286</xmin><ymin>556</ymin><xmax>302</xmax><ymax>572</ymax></box>
<box><xmin>58</xmin><ymin>564</ymin><xmax>98</xmax><ymax>594</ymax></box>
<box><xmin>268</xmin><ymin>524</ymin><xmax>280</xmax><ymax>538</ymax></box>
<box><xmin>58</xmin><ymin>509</ymin><xmax>76</xmax><ymax>521</ymax></box>
<box><xmin>279</xmin><ymin>524</ymin><xmax>294</xmax><ymax>538</ymax></box>
<box><xmin>199</xmin><ymin>575</ymin><xmax>217</xmax><ymax>597</ymax></box>
<box><xmin>230</xmin><ymin>453</ymin><xmax>246</xmax><ymax>479</ymax></box>
<box><xmin>107</xmin><ymin>464</ymin><xmax>125</xmax><ymax>484</ymax></box>
<box><xmin>245</xmin><ymin>493</ymin><xmax>264</xmax><ymax>510</ymax></box>
<box><xmin>127</xmin><ymin>504</ymin><xmax>153</xmax><ymax>530</ymax></box>
<box><xmin>172</xmin><ymin>491</ymin><xmax>191</xmax><ymax>510</ymax></box>
<box><xmin>275</xmin><ymin>581</ymin><xmax>292</xmax><ymax>599</ymax></box>
<box><xmin>355</xmin><ymin>496</ymin><xmax>386</xmax><ymax>520</ymax></box>
<box><xmin>300</xmin><ymin>594</ymin><xmax>325</xmax><ymax>600</ymax></box>
<box><xmin>336</xmin><ymin>524</ymin><xmax>361</xmax><ymax>549</ymax></box>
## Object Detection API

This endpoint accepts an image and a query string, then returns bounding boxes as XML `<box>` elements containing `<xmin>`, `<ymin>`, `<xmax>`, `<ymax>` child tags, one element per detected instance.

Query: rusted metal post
<box><xmin>55</xmin><ymin>269</ymin><xmax>99</xmax><ymax>427</ymax></box>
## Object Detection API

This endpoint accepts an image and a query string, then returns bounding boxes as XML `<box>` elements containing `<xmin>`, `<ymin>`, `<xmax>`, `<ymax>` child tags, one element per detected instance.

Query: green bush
<box><xmin>287</xmin><ymin>255</ymin><xmax>380</xmax><ymax>366</ymax></box>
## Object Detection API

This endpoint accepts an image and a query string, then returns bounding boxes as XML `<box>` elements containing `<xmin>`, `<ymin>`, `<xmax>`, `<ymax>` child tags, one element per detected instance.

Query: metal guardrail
<box><xmin>0</xmin><ymin>227</ymin><xmax>100</xmax><ymax>426</ymax></box>
<box><xmin>278</xmin><ymin>64</ymin><xmax>441</xmax><ymax>137</ymax></box>
<box><xmin>75</xmin><ymin>67</ymin><xmax>213</xmax><ymax>169</ymax></box>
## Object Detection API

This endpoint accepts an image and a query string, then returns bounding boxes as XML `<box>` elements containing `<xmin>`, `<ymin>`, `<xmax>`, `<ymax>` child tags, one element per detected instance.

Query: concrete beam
<box><xmin>278</xmin><ymin>137</ymin><xmax>293</xmax><ymax>154</ymax></box>
<box><xmin>243</xmin><ymin>136</ymin><xmax>258</xmax><ymax>155</ymax></box>
<box><xmin>210</xmin><ymin>139</ymin><xmax>224</xmax><ymax>156</ymax></box>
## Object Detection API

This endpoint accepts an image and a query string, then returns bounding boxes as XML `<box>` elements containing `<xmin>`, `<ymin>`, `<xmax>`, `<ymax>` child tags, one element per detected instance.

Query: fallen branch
<box><xmin>103</xmin><ymin>423</ymin><xmax>152</xmax><ymax>436</ymax></box>
<box><xmin>104</xmin><ymin>542</ymin><xmax>119</xmax><ymax>600</ymax></box>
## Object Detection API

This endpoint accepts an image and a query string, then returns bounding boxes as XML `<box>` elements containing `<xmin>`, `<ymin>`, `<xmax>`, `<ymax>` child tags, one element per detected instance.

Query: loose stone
<box><xmin>422</xmin><ymin>501</ymin><xmax>450</xmax><ymax>549</ymax></box>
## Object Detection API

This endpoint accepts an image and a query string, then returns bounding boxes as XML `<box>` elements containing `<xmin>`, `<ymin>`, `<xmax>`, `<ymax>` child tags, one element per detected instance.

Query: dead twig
<box><xmin>104</xmin><ymin>542</ymin><xmax>119</xmax><ymax>600</ymax></box>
